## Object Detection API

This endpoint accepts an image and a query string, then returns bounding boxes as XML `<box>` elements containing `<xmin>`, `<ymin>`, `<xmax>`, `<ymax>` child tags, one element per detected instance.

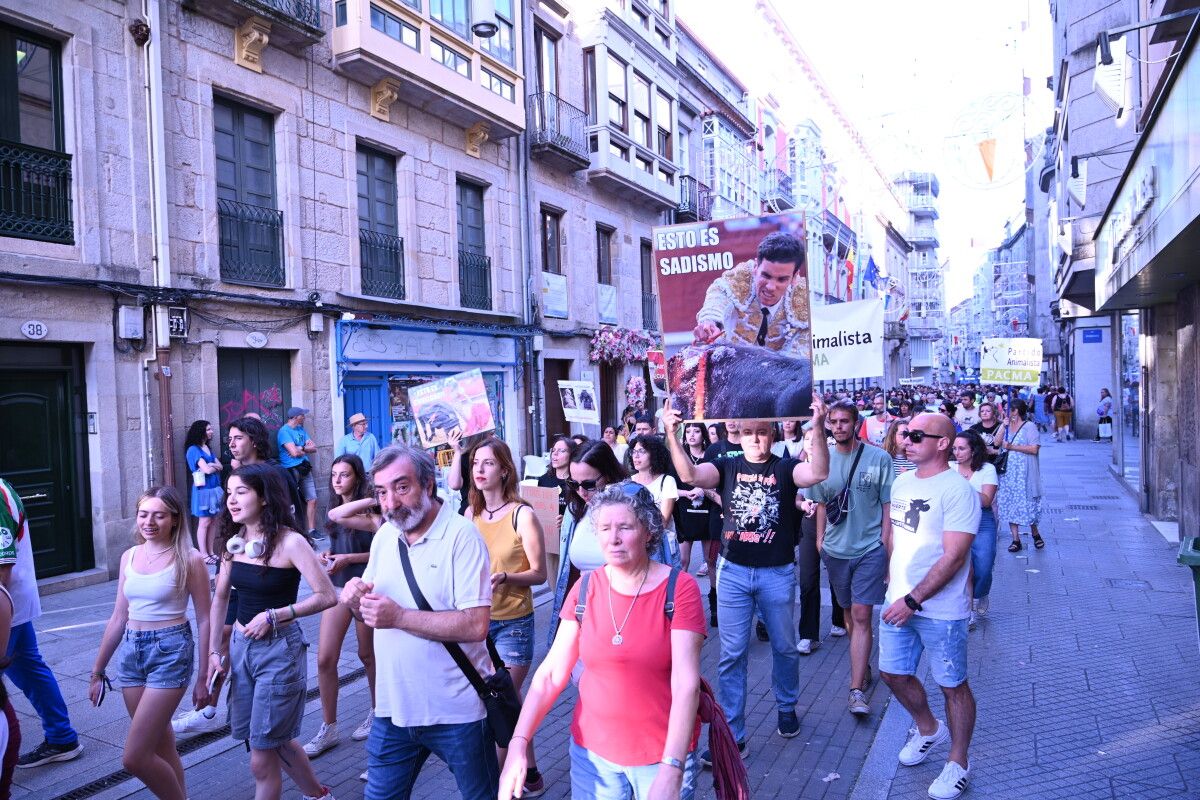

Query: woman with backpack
<box><xmin>1051</xmin><ymin>387</ymin><xmax>1074</xmax><ymax>442</ymax></box>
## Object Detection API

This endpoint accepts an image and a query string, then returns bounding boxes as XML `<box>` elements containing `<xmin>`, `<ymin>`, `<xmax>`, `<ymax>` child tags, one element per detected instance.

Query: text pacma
<box><xmin>659</xmin><ymin>251</ymin><xmax>735</xmax><ymax>275</ymax></box>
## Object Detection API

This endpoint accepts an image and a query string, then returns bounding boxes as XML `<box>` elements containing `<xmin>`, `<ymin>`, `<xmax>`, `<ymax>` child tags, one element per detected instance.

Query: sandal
<box><xmin>1032</xmin><ymin>534</ymin><xmax>1045</xmax><ymax>549</ymax></box>
<box><xmin>1008</xmin><ymin>540</ymin><xmax>1023</xmax><ymax>552</ymax></box>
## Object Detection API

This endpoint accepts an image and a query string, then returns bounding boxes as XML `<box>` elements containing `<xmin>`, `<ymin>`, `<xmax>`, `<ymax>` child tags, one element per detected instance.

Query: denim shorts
<box><xmin>569</xmin><ymin>741</ymin><xmax>699</xmax><ymax>800</ymax></box>
<box><xmin>877</xmin><ymin>612</ymin><xmax>969</xmax><ymax>688</ymax></box>
<box><xmin>228</xmin><ymin>623</ymin><xmax>308</xmax><ymax>749</ymax></box>
<box><xmin>823</xmin><ymin>545</ymin><xmax>888</xmax><ymax>608</ymax></box>
<box><xmin>115</xmin><ymin>622</ymin><xmax>195</xmax><ymax>690</ymax></box>
<box><xmin>488</xmin><ymin>613</ymin><xmax>534</xmax><ymax>668</ymax></box>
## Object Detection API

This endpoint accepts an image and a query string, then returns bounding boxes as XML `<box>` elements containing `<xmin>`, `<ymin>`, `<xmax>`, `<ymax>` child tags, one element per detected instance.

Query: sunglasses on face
<box><xmin>564</xmin><ymin>478</ymin><xmax>602</xmax><ymax>492</ymax></box>
<box><xmin>902</xmin><ymin>429</ymin><xmax>945</xmax><ymax>444</ymax></box>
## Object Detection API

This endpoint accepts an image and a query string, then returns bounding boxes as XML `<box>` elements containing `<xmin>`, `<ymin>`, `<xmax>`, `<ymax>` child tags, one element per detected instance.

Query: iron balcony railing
<box><xmin>676</xmin><ymin>175</ymin><xmax>713</xmax><ymax>222</ymax></box>
<box><xmin>527</xmin><ymin>91</ymin><xmax>589</xmax><ymax>161</ymax></box>
<box><xmin>458</xmin><ymin>249</ymin><xmax>492</xmax><ymax>310</ymax></box>
<box><xmin>763</xmin><ymin>167</ymin><xmax>795</xmax><ymax>208</ymax></box>
<box><xmin>360</xmin><ymin>229</ymin><xmax>405</xmax><ymax>300</ymax></box>
<box><xmin>252</xmin><ymin>0</ymin><xmax>322</xmax><ymax>27</ymax></box>
<box><xmin>218</xmin><ymin>198</ymin><xmax>284</xmax><ymax>287</ymax></box>
<box><xmin>0</xmin><ymin>140</ymin><xmax>73</xmax><ymax>244</ymax></box>
<box><xmin>642</xmin><ymin>293</ymin><xmax>658</xmax><ymax>330</ymax></box>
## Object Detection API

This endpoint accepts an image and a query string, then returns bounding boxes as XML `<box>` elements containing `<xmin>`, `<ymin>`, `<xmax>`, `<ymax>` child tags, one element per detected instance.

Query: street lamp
<box><xmin>471</xmin><ymin>0</ymin><xmax>498</xmax><ymax>37</ymax></box>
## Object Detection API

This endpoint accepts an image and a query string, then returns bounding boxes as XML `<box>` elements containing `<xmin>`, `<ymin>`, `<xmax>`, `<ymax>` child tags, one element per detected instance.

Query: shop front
<box><xmin>333</xmin><ymin>321</ymin><xmax>526</xmax><ymax>471</ymax></box>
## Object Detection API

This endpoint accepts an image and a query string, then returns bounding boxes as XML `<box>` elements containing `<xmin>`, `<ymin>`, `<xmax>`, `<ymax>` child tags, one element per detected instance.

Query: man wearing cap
<box><xmin>278</xmin><ymin>406</ymin><xmax>319</xmax><ymax>537</ymax></box>
<box><xmin>337</xmin><ymin>413</ymin><xmax>380</xmax><ymax>466</ymax></box>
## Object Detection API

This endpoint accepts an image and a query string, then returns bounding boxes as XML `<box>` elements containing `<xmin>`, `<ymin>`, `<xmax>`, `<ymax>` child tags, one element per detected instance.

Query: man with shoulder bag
<box><xmin>340</xmin><ymin>444</ymin><xmax>503</xmax><ymax>800</ymax></box>
<box><xmin>278</xmin><ymin>406</ymin><xmax>320</xmax><ymax>537</ymax></box>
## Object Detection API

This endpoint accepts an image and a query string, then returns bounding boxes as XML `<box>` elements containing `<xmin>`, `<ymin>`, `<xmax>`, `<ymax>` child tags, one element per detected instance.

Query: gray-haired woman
<box><xmin>499</xmin><ymin>483</ymin><xmax>706</xmax><ymax>800</ymax></box>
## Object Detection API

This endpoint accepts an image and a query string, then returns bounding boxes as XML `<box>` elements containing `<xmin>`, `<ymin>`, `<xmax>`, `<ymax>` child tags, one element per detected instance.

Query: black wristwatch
<box><xmin>903</xmin><ymin>594</ymin><xmax>923</xmax><ymax>612</ymax></box>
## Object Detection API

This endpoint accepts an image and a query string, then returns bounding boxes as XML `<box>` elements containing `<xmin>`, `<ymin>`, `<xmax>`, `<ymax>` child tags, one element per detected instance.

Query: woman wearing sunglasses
<box><xmin>546</xmin><ymin>440</ymin><xmax>629</xmax><ymax>646</ymax></box>
<box><xmin>883</xmin><ymin>420</ymin><xmax>916</xmax><ymax>477</ymax></box>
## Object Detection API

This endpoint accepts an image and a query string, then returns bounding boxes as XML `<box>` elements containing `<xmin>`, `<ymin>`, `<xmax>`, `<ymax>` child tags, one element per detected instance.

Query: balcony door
<box><xmin>214</xmin><ymin>97</ymin><xmax>281</xmax><ymax>285</ymax></box>
<box><xmin>456</xmin><ymin>179</ymin><xmax>490</xmax><ymax>309</ymax></box>
<box><xmin>357</xmin><ymin>146</ymin><xmax>403</xmax><ymax>299</ymax></box>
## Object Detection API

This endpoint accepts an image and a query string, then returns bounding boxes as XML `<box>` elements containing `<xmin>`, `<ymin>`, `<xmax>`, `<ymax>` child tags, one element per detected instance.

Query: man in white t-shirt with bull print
<box><xmin>879</xmin><ymin>413</ymin><xmax>981</xmax><ymax>800</ymax></box>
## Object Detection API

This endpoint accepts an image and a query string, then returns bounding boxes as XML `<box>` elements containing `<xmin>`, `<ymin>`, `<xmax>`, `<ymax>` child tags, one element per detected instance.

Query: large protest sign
<box><xmin>653</xmin><ymin>213</ymin><xmax>812</xmax><ymax>421</ymax></box>
<box><xmin>981</xmin><ymin>338</ymin><xmax>1043</xmax><ymax>385</ymax></box>
<box><xmin>407</xmin><ymin>368</ymin><xmax>496</xmax><ymax>448</ymax></box>
<box><xmin>557</xmin><ymin>379</ymin><xmax>600</xmax><ymax>425</ymax></box>
<box><xmin>811</xmin><ymin>298</ymin><xmax>884</xmax><ymax>380</ymax></box>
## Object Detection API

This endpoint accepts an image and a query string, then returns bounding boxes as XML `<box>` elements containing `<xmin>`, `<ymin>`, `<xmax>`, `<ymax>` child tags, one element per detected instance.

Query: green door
<box><xmin>0</xmin><ymin>365</ymin><xmax>92</xmax><ymax>578</ymax></box>
<box><xmin>216</xmin><ymin>349</ymin><xmax>292</xmax><ymax>454</ymax></box>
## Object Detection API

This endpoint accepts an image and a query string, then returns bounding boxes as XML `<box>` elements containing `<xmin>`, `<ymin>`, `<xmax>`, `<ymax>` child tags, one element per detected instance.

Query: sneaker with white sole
<box><xmin>170</xmin><ymin>708</ymin><xmax>223</xmax><ymax>737</ymax></box>
<box><xmin>360</xmin><ymin>771</ymin><xmax>368</xmax><ymax>782</ymax></box>
<box><xmin>830</xmin><ymin>625</ymin><xmax>847</xmax><ymax>637</ymax></box>
<box><xmin>302</xmin><ymin>787</ymin><xmax>335</xmax><ymax>800</ymax></box>
<box><xmin>303</xmin><ymin>722</ymin><xmax>340</xmax><ymax>757</ymax></box>
<box><xmin>975</xmin><ymin>595</ymin><xmax>989</xmax><ymax>615</ymax></box>
<box><xmin>352</xmin><ymin>711</ymin><xmax>374</xmax><ymax>741</ymax></box>
<box><xmin>697</xmin><ymin>563</ymin><xmax>709</xmax><ymax>577</ymax></box>
<box><xmin>848</xmin><ymin>689</ymin><xmax>869</xmax><ymax>716</ymax></box>
<box><xmin>796</xmin><ymin>638</ymin><xmax>820</xmax><ymax>655</ymax></box>
<box><xmin>928</xmin><ymin>760</ymin><xmax>970</xmax><ymax>799</ymax></box>
<box><xmin>15</xmin><ymin>740</ymin><xmax>83</xmax><ymax>768</ymax></box>
<box><xmin>898</xmin><ymin>720</ymin><xmax>950</xmax><ymax>766</ymax></box>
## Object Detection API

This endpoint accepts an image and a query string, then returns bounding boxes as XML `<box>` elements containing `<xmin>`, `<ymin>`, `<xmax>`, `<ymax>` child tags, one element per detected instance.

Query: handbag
<box><xmin>395</xmin><ymin>537</ymin><xmax>522</xmax><ymax>747</ymax></box>
<box><xmin>824</xmin><ymin>443</ymin><xmax>865</xmax><ymax>527</ymax></box>
<box><xmin>995</xmin><ymin>422</ymin><xmax>1026</xmax><ymax>475</ymax></box>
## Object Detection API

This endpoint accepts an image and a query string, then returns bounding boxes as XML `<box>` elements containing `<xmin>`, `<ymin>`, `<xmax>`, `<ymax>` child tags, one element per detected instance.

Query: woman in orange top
<box><xmin>463</xmin><ymin>437</ymin><xmax>548</xmax><ymax>797</ymax></box>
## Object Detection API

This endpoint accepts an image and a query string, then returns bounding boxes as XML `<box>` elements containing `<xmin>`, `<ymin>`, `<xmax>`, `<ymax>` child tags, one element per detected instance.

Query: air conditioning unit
<box><xmin>1067</xmin><ymin>157</ymin><xmax>1087</xmax><ymax>206</ymax></box>
<box><xmin>1094</xmin><ymin>35</ymin><xmax>1127</xmax><ymax>117</ymax></box>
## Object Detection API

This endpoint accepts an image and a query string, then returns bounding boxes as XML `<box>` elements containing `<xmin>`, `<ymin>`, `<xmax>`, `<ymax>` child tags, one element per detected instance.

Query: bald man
<box><xmin>878</xmin><ymin>413</ymin><xmax>981</xmax><ymax>800</ymax></box>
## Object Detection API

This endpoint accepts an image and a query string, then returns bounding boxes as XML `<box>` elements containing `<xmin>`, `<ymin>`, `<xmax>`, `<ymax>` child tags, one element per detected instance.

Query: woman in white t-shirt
<box><xmin>952</xmin><ymin>431</ymin><xmax>999</xmax><ymax>629</ymax></box>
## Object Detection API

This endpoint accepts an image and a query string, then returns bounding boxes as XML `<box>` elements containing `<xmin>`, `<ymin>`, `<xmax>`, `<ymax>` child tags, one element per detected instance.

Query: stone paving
<box><xmin>12</xmin><ymin>438</ymin><xmax>1200</xmax><ymax>799</ymax></box>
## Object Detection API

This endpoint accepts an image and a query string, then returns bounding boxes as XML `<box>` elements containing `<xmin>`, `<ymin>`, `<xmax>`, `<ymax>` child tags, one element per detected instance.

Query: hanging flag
<box><xmin>862</xmin><ymin>256</ymin><xmax>880</xmax><ymax>293</ymax></box>
<box><xmin>978</xmin><ymin>138</ymin><xmax>997</xmax><ymax>181</ymax></box>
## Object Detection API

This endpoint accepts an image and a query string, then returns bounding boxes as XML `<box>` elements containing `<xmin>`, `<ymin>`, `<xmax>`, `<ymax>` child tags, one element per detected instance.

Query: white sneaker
<box><xmin>697</xmin><ymin>563</ymin><xmax>709</xmax><ymax>577</ymax></box>
<box><xmin>968</xmin><ymin>610</ymin><xmax>977</xmax><ymax>631</ymax></box>
<box><xmin>352</xmin><ymin>710</ymin><xmax>375</xmax><ymax>741</ymax></box>
<box><xmin>302</xmin><ymin>787</ymin><xmax>335</xmax><ymax>800</ymax></box>
<box><xmin>830</xmin><ymin>625</ymin><xmax>847</xmax><ymax>638</ymax></box>
<box><xmin>898</xmin><ymin>720</ymin><xmax>950</xmax><ymax>766</ymax></box>
<box><xmin>796</xmin><ymin>638</ymin><xmax>820</xmax><ymax>655</ymax></box>
<box><xmin>928</xmin><ymin>760</ymin><xmax>970</xmax><ymax>799</ymax></box>
<box><xmin>360</xmin><ymin>771</ymin><xmax>368</xmax><ymax>782</ymax></box>
<box><xmin>171</xmin><ymin>708</ymin><xmax>223</xmax><ymax>736</ymax></box>
<box><xmin>303</xmin><ymin>722</ymin><xmax>340</xmax><ymax>757</ymax></box>
<box><xmin>975</xmin><ymin>595</ymin><xmax>989</xmax><ymax>615</ymax></box>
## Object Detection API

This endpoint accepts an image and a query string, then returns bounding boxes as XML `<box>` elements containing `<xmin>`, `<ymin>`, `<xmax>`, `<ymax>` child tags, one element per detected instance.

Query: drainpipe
<box><xmin>135</xmin><ymin>0</ymin><xmax>175</xmax><ymax>486</ymax></box>
<box><xmin>517</xmin><ymin>10</ymin><xmax>543</xmax><ymax>456</ymax></box>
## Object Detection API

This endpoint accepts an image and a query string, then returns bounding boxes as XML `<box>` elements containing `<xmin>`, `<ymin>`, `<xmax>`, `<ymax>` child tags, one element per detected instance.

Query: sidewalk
<box><xmin>15</xmin><ymin>438</ymin><xmax>1200</xmax><ymax>799</ymax></box>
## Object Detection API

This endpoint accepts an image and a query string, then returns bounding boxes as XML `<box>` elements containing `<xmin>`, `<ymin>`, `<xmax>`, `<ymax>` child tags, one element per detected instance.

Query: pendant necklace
<box><xmin>484</xmin><ymin>501</ymin><xmax>507</xmax><ymax>519</ymax></box>
<box><xmin>607</xmin><ymin>566</ymin><xmax>649</xmax><ymax>646</ymax></box>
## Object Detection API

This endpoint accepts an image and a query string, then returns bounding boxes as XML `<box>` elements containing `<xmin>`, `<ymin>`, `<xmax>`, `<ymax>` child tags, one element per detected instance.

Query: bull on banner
<box><xmin>980</xmin><ymin>338</ymin><xmax>1043</xmax><ymax>386</ymax></box>
<box><xmin>653</xmin><ymin>213</ymin><xmax>812</xmax><ymax>421</ymax></box>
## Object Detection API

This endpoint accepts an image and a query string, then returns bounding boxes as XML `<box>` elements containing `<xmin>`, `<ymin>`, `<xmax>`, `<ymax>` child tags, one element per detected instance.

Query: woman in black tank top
<box><xmin>208</xmin><ymin>464</ymin><xmax>338</xmax><ymax>800</ymax></box>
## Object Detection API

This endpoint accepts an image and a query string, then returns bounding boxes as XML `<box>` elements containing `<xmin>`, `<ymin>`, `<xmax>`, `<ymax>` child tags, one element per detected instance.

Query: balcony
<box><xmin>528</xmin><ymin>92</ymin><xmax>589</xmax><ymax>172</ymax></box>
<box><xmin>642</xmin><ymin>293</ymin><xmax>658</xmax><ymax>330</ymax></box>
<box><xmin>587</xmin><ymin>129</ymin><xmax>678</xmax><ymax>210</ymax></box>
<box><xmin>761</xmin><ymin>168</ymin><xmax>796</xmax><ymax>211</ymax></box>
<box><xmin>884</xmin><ymin>320</ymin><xmax>906</xmax><ymax>340</ymax></box>
<box><xmin>218</xmin><ymin>198</ymin><xmax>284</xmax><ymax>287</ymax></box>
<box><xmin>332</xmin><ymin>0</ymin><xmax>524</xmax><ymax>139</ymax></box>
<box><xmin>458</xmin><ymin>249</ymin><xmax>492</xmax><ymax>310</ymax></box>
<box><xmin>360</xmin><ymin>229</ymin><xmax>405</xmax><ymax>300</ymax></box>
<box><xmin>908</xmin><ymin>193</ymin><xmax>939</xmax><ymax>219</ymax></box>
<box><xmin>909</xmin><ymin>223</ymin><xmax>939</xmax><ymax>248</ymax></box>
<box><xmin>675</xmin><ymin>175</ymin><xmax>712</xmax><ymax>223</ymax></box>
<box><xmin>0</xmin><ymin>140</ymin><xmax>73</xmax><ymax>244</ymax></box>
<box><xmin>182</xmin><ymin>0</ymin><xmax>324</xmax><ymax>52</ymax></box>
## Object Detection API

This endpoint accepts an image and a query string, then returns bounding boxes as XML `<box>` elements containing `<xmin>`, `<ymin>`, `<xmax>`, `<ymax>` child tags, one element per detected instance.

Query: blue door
<box><xmin>343</xmin><ymin>376</ymin><xmax>390</xmax><ymax>447</ymax></box>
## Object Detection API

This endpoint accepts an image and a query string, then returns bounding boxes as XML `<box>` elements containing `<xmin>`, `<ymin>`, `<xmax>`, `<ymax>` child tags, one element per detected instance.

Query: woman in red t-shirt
<box><xmin>499</xmin><ymin>483</ymin><xmax>706</xmax><ymax>800</ymax></box>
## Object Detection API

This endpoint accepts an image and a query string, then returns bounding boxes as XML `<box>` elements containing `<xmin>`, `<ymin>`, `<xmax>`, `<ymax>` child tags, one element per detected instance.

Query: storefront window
<box><xmin>1118</xmin><ymin>312</ymin><xmax>1141</xmax><ymax>487</ymax></box>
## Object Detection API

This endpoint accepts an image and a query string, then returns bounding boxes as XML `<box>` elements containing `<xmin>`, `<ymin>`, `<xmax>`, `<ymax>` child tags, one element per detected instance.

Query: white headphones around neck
<box><xmin>226</xmin><ymin>536</ymin><xmax>266</xmax><ymax>559</ymax></box>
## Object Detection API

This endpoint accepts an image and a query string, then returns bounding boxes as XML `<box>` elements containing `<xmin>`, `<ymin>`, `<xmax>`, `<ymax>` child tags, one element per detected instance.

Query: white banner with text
<box><xmin>811</xmin><ymin>298</ymin><xmax>885</xmax><ymax>380</ymax></box>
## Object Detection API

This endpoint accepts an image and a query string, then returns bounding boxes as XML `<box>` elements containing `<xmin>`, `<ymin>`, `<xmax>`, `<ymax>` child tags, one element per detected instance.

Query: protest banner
<box><xmin>653</xmin><ymin>212</ymin><xmax>812</xmax><ymax>421</ymax></box>
<box><xmin>519</xmin><ymin>484</ymin><xmax>561</xmax><ymax>557</ymax></box>
<box><xmin>646</xmin><ymin>350</ymin><xmax>669</xmax><ymax>397</ymax></box>
<box><xmin>557</xmin><ymin>379</ymin><xmax>600</xmax><ymax>425</ymax></box>
<box><xmin>811</xmin><ymin>297</ymin><xmax>884</xmax><ymax>381</ymax></box>
<box><xmin>981</xmin><ymin>338</ymin><xmax>1043</xmax><ymax>386</ymax></box>
<box><xmin>898</xmin><ymin>377</ymin><xmax>924</xmax><ymax>387</ymax></box>
<box><xmin>542</xmin><ymin>272</ymin><xmax>568</xmax><ymax>319</ymax></box>
<box><xmin>407</xmin><ymin>368</ymin><xmax>496</xmax><ymax>448</ymax></box>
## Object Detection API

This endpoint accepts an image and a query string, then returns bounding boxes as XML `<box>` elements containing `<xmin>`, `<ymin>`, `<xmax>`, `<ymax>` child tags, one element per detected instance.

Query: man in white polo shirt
<box><xmin>340</xmin><ymin>444</ymin><xmax>497</xmax><ymax>800</ymax></box>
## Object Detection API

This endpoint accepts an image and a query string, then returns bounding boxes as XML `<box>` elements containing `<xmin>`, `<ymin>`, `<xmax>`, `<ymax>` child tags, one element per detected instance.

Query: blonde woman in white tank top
<box><xmin>89</xmin><ymin>486</ymin><xmax>212</xmax><ymax>800</ymax></box>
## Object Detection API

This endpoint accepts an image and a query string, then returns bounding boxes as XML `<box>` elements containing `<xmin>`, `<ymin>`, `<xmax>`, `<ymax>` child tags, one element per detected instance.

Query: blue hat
<box><xmin>287</xmin><ymin>406</ymin><xmax>309</xmax><ymax>418</ymax></box>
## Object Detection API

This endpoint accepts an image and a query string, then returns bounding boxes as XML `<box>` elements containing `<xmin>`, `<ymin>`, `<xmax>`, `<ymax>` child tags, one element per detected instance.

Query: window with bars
<box><xmin>456</xmin><ymin>179</ymin><xmax>490</xmax><ymax>309</ymax></box>
<box><xmin>214</xmin><ymin>96</ymin><xmax>282</xmax><ymax>286</ymax></box>
<box><xmin>596</xmin><ymin>224</ymin><xmax>614</xmax><ymax>285</ymax></box>
<box><xmin>356</xmin><ymin>145</ymin><xmax>404</xmax><ymax>300</ymax></box>
<box><xmin>0</xmin><ymin>23</ymin><xmax>71</xmax><ymax>244</ymax></box>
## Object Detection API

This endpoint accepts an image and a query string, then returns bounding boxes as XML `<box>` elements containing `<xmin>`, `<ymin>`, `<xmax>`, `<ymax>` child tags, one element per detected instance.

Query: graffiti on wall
<box><xmin>219</xmin><ymin>385</ymin><xmax>285</xmax><ymax>433</ymax></box>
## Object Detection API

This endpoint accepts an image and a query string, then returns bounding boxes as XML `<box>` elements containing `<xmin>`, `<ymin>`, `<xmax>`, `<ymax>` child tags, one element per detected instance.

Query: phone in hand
<box><xmin>207</xmin><ymin>655</ymin><xmax>227</xmax><ymax>702</ymax></box>
<box><xmin>94</xmin><ymin>674</ymin><xmax>113</xmax><ymax>707</ymax></box>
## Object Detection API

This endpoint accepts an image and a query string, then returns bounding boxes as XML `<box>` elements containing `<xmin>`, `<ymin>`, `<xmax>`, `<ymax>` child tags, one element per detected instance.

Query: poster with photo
<box><xmin>646</xmin><ymin>350</ymin><xmax>669</xmax><ymax>397</ymax></box>
<box><xmin>407</xmin><ymin>368</ymin><xmax>496</xmax><ymax>448</ymax></box>
<box><xmin>653</xmin><ymin>213</ymin><xmax>813</xmax><ymax>421</ymax></box>
<box><xmin>557</xmin><ymin>379</ymin><xmax>600</xmax><ymax>425</ymax></box>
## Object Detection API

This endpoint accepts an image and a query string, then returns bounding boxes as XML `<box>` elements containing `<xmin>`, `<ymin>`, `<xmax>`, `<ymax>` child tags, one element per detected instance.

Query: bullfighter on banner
<box><xmin>654</xmin><ymin>212</ymin><xmax>813</xmax><ymax>421</ymax></box>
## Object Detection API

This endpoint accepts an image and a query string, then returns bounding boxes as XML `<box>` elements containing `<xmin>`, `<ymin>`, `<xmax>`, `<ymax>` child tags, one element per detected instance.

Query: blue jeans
<box><xmin>714</xmin><ymin>558</ymin><xmax>799</xmax><ymax>742</ymax></box>
<box><xmin>365</xmin><ymin>716</ymin><xmax>498</xmax><ymax>800</ymax></box>
<box><xmin>970</xmin><ymin>509</ymin><xmax>997</xmax><ymax>599</ymax></box>
<box><xmin>569</xmin><ymin>741</ymin><xmax>699</xmax><ymax>800</ymax></box>
<box><xmin>6</xmin><ymin>621</ymin><xmax>77</xmax><ymax>746</ymax></box>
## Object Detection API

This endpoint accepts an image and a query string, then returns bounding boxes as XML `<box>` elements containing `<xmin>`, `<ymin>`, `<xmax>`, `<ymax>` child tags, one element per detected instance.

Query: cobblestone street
<box><xmin>13</xmin><ymin>438</ymin><xmax>1199</xmax><ymax>800</ymax></box>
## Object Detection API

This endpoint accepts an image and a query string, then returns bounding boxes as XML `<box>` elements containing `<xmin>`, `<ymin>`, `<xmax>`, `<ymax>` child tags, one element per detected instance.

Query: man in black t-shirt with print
<box><xmin>665</xmin><ymin>397</ymin><xmax>828</xmax><ymax>751</ymax></box>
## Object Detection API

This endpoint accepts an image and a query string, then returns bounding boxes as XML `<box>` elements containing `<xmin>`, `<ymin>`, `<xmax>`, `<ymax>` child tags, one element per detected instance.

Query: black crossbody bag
<box><xmin>824</xmin><ymin>444</ymin><xmax>865</xmax><ymax>527</ymax></box>
<box><xmin>395</xmin><ymin>538</ymin><xmax>522</xmax><ymax>747</ymax></box>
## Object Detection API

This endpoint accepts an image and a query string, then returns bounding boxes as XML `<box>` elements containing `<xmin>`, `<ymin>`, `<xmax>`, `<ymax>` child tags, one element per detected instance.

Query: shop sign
<box><xmin>1110</xmin><ymin>165</ymin><xmax>1156</xmax><ymax>272</ymax></box>
<box><xmin>19</xmin><ymin>320</ymin><xmax>48</xmax><ymax>340</ymax></box>
<box><xmin>343</xmin><ymin>325</ymin><xmax>517</xmax><ymax>365</ymax></box>
<box><xmin>1082</xmin><ymin>329</ymin><xmax>1103</xmax><ymax>343</ymax></box>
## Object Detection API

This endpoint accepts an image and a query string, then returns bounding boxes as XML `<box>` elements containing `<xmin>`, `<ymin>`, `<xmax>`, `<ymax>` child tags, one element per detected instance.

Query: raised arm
<box><xmin>662</xmin><ymin>401</ymin><xmax>720</xmax><ymax>489</ymax></box>
<box><xmin>328</xmin><ymin>497</ymin><xmax>383</xmax><ymax>532</ymax></box>
<box><xmin>792</xmin><ymin>395</ymin><xmax>830</xmax><ymax>488</ymax></box>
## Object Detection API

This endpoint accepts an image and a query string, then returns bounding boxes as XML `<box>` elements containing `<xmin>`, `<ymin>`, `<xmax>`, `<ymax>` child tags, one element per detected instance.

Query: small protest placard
<box><xmin>981</xmin><ymin>338</ymin><xmax>1043</xmax><ymax>386</ymax></box>
<box><xmin>557</xmin><ymin>380</ymin><xmax>600</xmax><ymax>425</ymax></box>
<box><xmin>407</xmin><ymin>368</ymin><xmax>496</xmax><ymax>448</ymax></box>
<box><xmin>646</xmin><ymin>350</ymin><xmax>669</xmax><ymax>397</ymax></box>
<box><xmin>811</xmin><ymin>298</ymin><xmax>884</xmax><ymax>380</ymax></box>
<box><xmin>520</xmin><ymin>484</ymin><xmax>561</xmax><ymax>556</ymax></box>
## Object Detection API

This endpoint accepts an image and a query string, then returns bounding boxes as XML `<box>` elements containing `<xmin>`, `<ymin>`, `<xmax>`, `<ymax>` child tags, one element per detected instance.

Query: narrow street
<box><xmin>11</xmin><ymin>436</ymin><xmax>1197</xmax><ymax>800</ymax></box>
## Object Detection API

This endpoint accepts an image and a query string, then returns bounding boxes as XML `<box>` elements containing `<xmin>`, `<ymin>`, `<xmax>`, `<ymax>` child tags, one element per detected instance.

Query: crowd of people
<box><xmin>0</xmin><ymin>379</ymin><xmax>1091</xmax><ymax>800</ymax></box>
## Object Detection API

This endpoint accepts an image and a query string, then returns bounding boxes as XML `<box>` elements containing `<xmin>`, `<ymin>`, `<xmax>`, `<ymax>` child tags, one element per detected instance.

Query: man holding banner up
<box><xmin>663</xmin><ymin>396</ymin><xmax>829</xmax><ymax>750</ymax></box>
